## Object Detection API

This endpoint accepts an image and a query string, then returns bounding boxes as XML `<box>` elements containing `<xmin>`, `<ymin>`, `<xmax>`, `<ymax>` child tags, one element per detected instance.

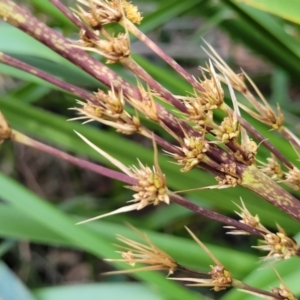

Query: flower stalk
<box><xmin>109</xmin><ymin>226</ymin><xmax>292</xmax><ymax>299</ymax></box>
<box><xmin>0</xmin><ymin>52</ymin><xmax>95</xmax><ymax>102</ymax></box>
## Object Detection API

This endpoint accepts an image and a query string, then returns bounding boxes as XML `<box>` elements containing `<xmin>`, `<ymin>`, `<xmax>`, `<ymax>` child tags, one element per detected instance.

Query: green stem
<box><xmin>240</xmin><ymin>164</ymin><xmax>300</xmax><ymax>222</ymax></box>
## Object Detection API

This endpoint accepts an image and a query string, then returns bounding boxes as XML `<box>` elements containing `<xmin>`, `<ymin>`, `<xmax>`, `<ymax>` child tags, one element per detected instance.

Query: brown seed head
<box><xmin>201</xmin><ymin>43</ymin><xmax>247</xmax><ymax>94</ymax></box>
<box><xmin>76</xmin><ymin>0</ymin><xmax>142</xmax><ymax>27</ymax></box>
<box><xmin>240</xmin><ymin>140</ymin><xmax>258</xmax><ymax>164</ymax></box>
<box><xmin>215</xmin><ymin>174</ymin><xmax>242</xmax><ymax>188</ymax></box>
<box><xmin>240</xmin><ymin>100</ymin><xmax>284</xmax><ymax>131</ymax></box>
<box><xmin>70</xmin><ymin>89</ymin><xmax>140</xmax><ymax>134</ymax></box>
<box><xmin>260</xmin><ymin>155</ymin><xmax>284</xmax><ymax>180</ymax></box>
<box><xmin>78</xmin><ymin>29</ymin><xmax>98</xmax><ymax>47</ymax></box>
<box><xmin>212</xmin><ymin>116</ymin><xmax>239</xmax><ymax>143</ymax></box>
<box><xmin>200</xmin><ymin>76</ymin><xmax>224</xmax><ymax>109</ymax></box>
<box><xmin>127</xmin><ymin>83</ymin><xmax>159</xmax><ymax>122</ymax></box>
<box><xmin>178</xmin><ymin>91</ymin><xmax>214</xmax><ymax>129</ymax></box>
<box><xmin>76</xmin><ymin>0</ymin><xmax>123</xmax><ymax>27</ymax></box>
<box><xmin>283</xmin><ymin>166</ymin><xmax>300</xmax><ymax>190</ymax></box>
<box><xmin>225</xmin><ymin>200</ymin><xmax>267</xmax><ymax>235</ymax></box>
<box><xmin>75</xmin><ymin>133</ymin><xmax>169</xmax><ymax>225</ymax></box>
<box><xmin>127</xmin><ymin>160</ymin><xmax>169</xmax><ymax>209</ymax></box>
<box><xmin>238</xmin><ymin>205</ymin><xmax>261</xmax><ymax>229</ymax></box>
<box><xmin>209</xmin><ymin>264</ymin><xmax>232</xmax><ymax>292</ymax></box>
<box><xmin>71</xmin><ymin>87</ymin><xmax>125</xmax><ymax>121</ymax></box>
<box><xmin>93</xmin><ymin>33</ymin><xmax>130</xmax><ymax>63</ymax></box>
<box><xmin>215</xmin><ymin>163</ymin><xmax>242</xmax><ymax>188</ymax></box>
<box><xmin>254</xmin><ymin>225</ymin><xmax>299</xmax><ymax>261</ymax></box>
<box><xmin>105</xmin><ymin>227</ymin><xmax>177</xmax><ymax>275</ymax></box>
<box><xmin>169</xmin><ymin>136</ymin><xmax>210</xmax><ymax>172</ymax></box>
<box><xmin>271</xmin><ymin>284</ymin><xmax>296</xmax><ymax>300</ymax></box>
<box><xmin>95</xmin><ymin>89</ymin><xmax>125</xmax><ymax>117</ymax></box>
<box><xmin>173</xmin><ymin>228</ymin><xmax>232</xmax><ymax>292</ymax></box>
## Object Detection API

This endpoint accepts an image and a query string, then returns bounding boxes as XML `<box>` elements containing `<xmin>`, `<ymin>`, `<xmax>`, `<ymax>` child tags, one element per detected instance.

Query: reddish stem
<box><xmin>11</xmin><ymin>130</ymin><xmax>135</xmax><ymax>185</ymax></box>
<box><xmin>122</xmin><ymin>57</ymin><xmax>188</xmax><ymax>112</ymax></box>
<box><xmin>1</xmin><ymin>0</ymin><xmax>198</xmax><ymax>143</ymax></box>
<box><xmin>50</xmin><ymin>0</ymin><xmax>99</xmax><ymax>40</ymax></box>
<box><xmin>238</xmin><ymin>117</ymin><xmax>293</xmax><ymax>169</ymax></box>
<box><xmin>10</xmin><ymin>130</ymin><xmax>263</xmax><ymax>237</ymax></box>
<box><xmin>170</xmin><ymin>193</ymin><xmax>264</xmax><ymax>237</ymax></box>
<box><xmin>280</xmin><ymin>126</ymin><xmax>300</xmax><ymax>154</ymax></box>
<box><xmin>123</xmin><ymin>20</ymin><xmax>205</xmax><ymax>93</ymax></box>
<box><xmin>0</xmin><ymin>52</ymin><xmax>94</xmax><ymax>102</ymax></box>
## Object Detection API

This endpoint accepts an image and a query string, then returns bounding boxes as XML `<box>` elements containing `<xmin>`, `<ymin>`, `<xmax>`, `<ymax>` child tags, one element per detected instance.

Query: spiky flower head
<box><xmin>178</xmin><ymin>61</ymin><xmax>223</xmax><ymax>128</ymax></box>
<box><xmin>198</xmin><ymin>60</ymin><xmax>224</xmax><ymax>110</ymax></box>
<box><xmin>75</xmin><ymin>132</ymin><xmax>169</xmax><ymax>224</ymax></box>
<box><xmin>254</xmin><ymin>225</ymin><xmax>299</xmax><ymax>261</ymax></box>
<box><xmin>212</xmin><ymin>115</ymin><xmax>240</xmax><ymax>143</ymax></box>
<box><xmin>179</xmin><ymin>91</ymin><xmax>213</xmax><ymax>128</ymax></box>
<box><xmin>76</xmin><ymin>0</ymin><xmax>142</xmax><ymax>28</ymax></box>
<box><xmin>126</xmin><ymin>159</ymin><xmax>169</xmax><ymax>209</ymax></box>
<box><xmin>70</xmin><ymin>88</ymin><xmax>140</xmax><ymax>134</ymax></box>
<box><xmin>225</xmin><ymin>199</ymin><xmax>265</xmax><ymax>235</ymax></box>
<box><xmin>259</xmin><ymin>155</ymin><xmax>284</xmax><ymax>180</ymax></box>
<box><xmin>76</xmin><ymin>31</ymin><xmax>130</xmax><ymax>64</ymax></box>
<box><xmin>168</xmin><ymin>135</ymin><xmax>210</xmax><ymax>172</ymax></box>
<box><xmin>172</xmin><ymin>227</ymin><xmax>232</xmax><ymax>291</ymax></box>
<box><xmin>283</xmin><ymin>166</ymin><xmax>300</xmax><ymax>190</ymax></box>
<box><xmin>126</xmin><ymin>82</ymin><xmax>160</xmax><ymax>122</ymax></box>
<box><xmin>225</xmin><ymin>200</ymin><xmax>299</xmax><ymax>260</ymax></box>
<box><xmin>105</xmin><ymin>226</ymin><xmax>177</xmax><ymax>275</ymax></box>
<box><xmin>271</xmin><ymin>284</ymin><xmax>296</xmax><ymax>300</ymax></box>
<box><xmin>201</xmin><ymin>42</ymin><xmax>247</xmax><ymax>94</ymax></box>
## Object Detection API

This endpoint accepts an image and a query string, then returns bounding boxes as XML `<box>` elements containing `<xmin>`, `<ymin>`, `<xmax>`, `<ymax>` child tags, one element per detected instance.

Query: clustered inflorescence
<box><xmin>0</xmin><ymin>0</ymin><xmax>300</xmax><ymax>299</ymax></box>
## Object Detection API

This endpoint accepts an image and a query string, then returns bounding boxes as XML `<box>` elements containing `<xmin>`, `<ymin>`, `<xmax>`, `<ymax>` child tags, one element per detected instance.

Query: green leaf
<box><xmin>27</xmin><ymin>0</ymin><xmax>76</xmax><ymax>29</ymax></box>
<box><xmin>0</xmin><ymin>173</ymin><xmax>199</xmax><ymax>300</ymax></box>
<box><xmin>0</xmin><ymin>24</ymin><xmax>62</xmax><ymax>62</ymax></box>
<box><xmin>199</xmin><ymin>0</ymin><xmax>300</xmax><ymax>80</ymax></box>
<box><xmin>234</xmin><ymin>0</ymin><xmax>300</xmax><ymax>25</ymax></box>
<box><xmin>34</xmin><ymin>283</ymin><xmax>163</xmax><ymax>300</ymax></box>
<box><xmin>0</xmin><ymin>202</ymin><xmax>257</xmax><ymax>278</ymax></box>
<box><xmin>8</xmin><ymin>82</ymin><xmax>51</xmax><ymax>104</ymax></box>
<box><xmin>140</xmin><ymin>0</ymin><xmax>204</xmax><ymax>33</ymax></box>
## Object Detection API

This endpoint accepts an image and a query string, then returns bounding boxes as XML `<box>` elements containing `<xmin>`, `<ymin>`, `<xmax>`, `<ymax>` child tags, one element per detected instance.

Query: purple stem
<box><xmin>122</xmin><ymin>58</ymin><xmax>188</xmax><ymax>112</ymax></box>
<box><xmin>0</xmin><ymin>52</ymin><xmax>94</xmax><ymax>102</ymax></box>
<box><xmin>11</xmin><ymin>130</ymin><xmax>135</xmax><ymax>185</ymax></box>
<box><xmin>51</xmin><ymin>1</ymin><xmax>189</xmax><ymax>113</ymax></box>
<box><xmin>10</xmin><ymin>129</ymin><xmax>262</xmax><ymax>237</ymax></box>
<box><xmin>50</xmin><ymin>0</ymin><xmax>99</xmax><ymax>40</ymax></box>
<box><xmin>238</xmin><ymin>117</ymin><xmax>293</xmax><ymax>169</ymax></box>
<box><xmin>124</xmin><ymin>20</ymin><xmax>205</xmax><ymax>93</ymax></box>
<box><xmin>2</xmin><ymin>0</ymin><xmax>199</xmax><ymax>142</ymax></box>
<box><xmin>170</xmin><ymin>193</ymin><xmax>264</xmax><ymax>237</ymax></box>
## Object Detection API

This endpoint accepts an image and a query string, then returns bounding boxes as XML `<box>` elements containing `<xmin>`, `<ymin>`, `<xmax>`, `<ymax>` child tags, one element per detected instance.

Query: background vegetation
<box><xmin>0</xmin><ymin>0</ymin><xmax>300</xmax><ymax>299</ymax></box>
